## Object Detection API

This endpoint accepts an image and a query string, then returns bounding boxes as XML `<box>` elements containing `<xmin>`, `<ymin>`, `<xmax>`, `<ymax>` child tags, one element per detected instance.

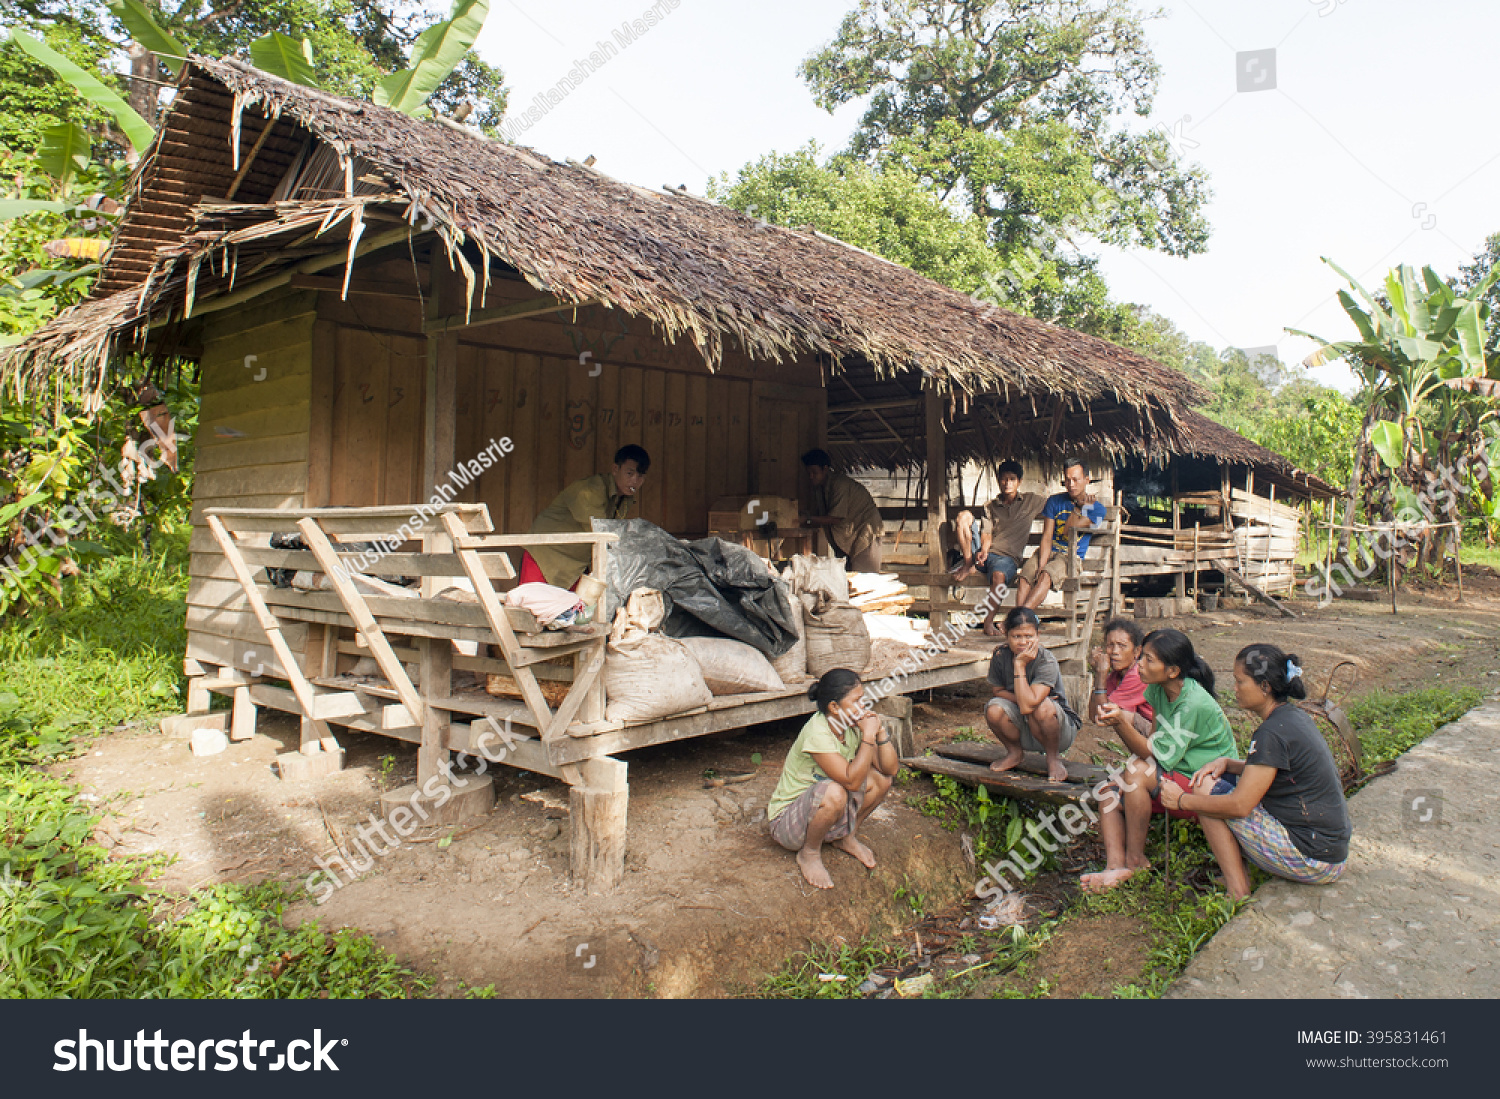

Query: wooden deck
<box><xmin>183</xmin><ymin>502</ymin><xmax>990</xmax><ymax>890</ymax></box>
<box><xmin>904</xmin><ymin>741</ymin><xmax>1110</xmax><ymax>807</ymax></box>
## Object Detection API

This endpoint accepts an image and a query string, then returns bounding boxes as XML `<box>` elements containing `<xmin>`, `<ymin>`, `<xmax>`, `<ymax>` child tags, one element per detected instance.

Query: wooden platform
<box><xmin>903</xmin><ymin>741</ymin><xmax>1110</xmax><ymax>807</ymax></box>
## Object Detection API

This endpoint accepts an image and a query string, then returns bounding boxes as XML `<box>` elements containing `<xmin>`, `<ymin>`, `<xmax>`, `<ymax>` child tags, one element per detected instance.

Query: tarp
<box><xmin>594</xmin><ymin>518</ymin><xmax>798</xmax><ymax>657</ymax></box>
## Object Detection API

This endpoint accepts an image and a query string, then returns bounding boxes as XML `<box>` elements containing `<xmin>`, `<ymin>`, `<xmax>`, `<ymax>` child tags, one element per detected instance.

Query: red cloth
<box><xmin>1105</xmin><ymin>662</ymin><xmax>1155</xmax><ymax>724</ymax></box>
<box><xmin>518</xmin><ymin>550</ymin><xmax>579</xmax><ymax>591</ymax></box>
<box><xmin>1150</xmin><ymin>769</ymin><xmax>1198</xmax><ymax>820</ymax></box>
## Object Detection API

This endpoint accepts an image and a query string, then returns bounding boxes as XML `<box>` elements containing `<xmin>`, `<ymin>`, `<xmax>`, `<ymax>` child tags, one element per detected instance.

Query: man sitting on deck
<box><xmin>1014</xmin><ymin>457</ymin><xmax>1106</xmax><ymax>610</ymax></box>
<box><xmin>521</xmin><ymin>444</ymin><xmax>650</xmax><ymax>589</ymax></box>
<box><xmin>949</xmin><ymin>459</ymin><xmax>1048</xmax><ymax>636</ymax></box>
<box><xmin>801</xmin><ymin>449</ymin><xmax>884</xmax><ymax>573</ymax></box>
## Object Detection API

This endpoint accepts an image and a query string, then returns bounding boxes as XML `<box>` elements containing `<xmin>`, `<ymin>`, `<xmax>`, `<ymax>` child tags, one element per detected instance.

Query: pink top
<box><xmin>1105</xmin><ymin>663</ymin><xmax>1155</xmax><ymax>724</ymax></box>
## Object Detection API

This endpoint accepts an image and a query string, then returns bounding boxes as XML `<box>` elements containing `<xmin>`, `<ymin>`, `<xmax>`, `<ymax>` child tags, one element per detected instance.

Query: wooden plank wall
<box><xmin>185</xmin><ymin>288</ymin><xmax>317</xmax><ymax>676</ymax></box>
<box><xmin>313</xmin><ymin>266</ymin><xmax>825</xmax><ymax>538</ymax></box>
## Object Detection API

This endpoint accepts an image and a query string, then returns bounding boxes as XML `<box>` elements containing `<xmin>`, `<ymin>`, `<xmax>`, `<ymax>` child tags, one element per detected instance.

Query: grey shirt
<box><xmin>987</xmin><ymin>645</ymin><xmax>1080</xmax><ymax>728</ymax></box>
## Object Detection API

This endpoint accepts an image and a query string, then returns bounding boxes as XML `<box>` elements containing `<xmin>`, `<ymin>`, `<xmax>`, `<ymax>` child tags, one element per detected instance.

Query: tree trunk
<box><xmin>1337</xmin><ymin>410</ymin><xmax>1374</xmax><ymax>559</ymax></box>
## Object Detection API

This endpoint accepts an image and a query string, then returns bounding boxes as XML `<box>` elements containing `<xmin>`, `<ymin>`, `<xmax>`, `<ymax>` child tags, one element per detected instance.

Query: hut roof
<box><xmin>2</xmin><ymin>57</ymin><xmax>1205</xmax><ymax>437</ymax></box>
<box><xmin>1171</xmin><ymin>408</ymin><xmax>1340</xmax><ymax>498</ymax></box>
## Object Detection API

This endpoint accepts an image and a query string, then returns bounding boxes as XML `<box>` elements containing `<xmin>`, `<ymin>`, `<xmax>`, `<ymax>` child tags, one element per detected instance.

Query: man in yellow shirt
<box><xmin>801</xmin><ymin>448</ymin><xmax>884</xmax><ymax>572</ymax></box>
<box><xmin>521</xmin><ymin>444</ymin><xmax>650</xmax><ymax>589</ymax></box>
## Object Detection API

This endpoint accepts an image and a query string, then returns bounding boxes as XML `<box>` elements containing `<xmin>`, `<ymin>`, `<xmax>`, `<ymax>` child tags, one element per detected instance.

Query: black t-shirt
<box><xmin>1246</xmin><ymin>704</ymin><xmax>1352</xmax><ymax>863</ymax></box>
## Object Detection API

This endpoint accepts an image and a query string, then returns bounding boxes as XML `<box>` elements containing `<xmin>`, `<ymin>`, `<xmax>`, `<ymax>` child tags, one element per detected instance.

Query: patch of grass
<box><xmin>1348</xmin><ymin>685</ymin><xmax>1483</xmax><ymax>769</ymax></box>
<box><xmin>0</xmin><ymin>554</ymin><xmax>430</xmax><ymax>998</ymax></box>
<box><xmin>1460</xmin><ymin>541</ymin><xmax>1500</xmax><ymax>572</ymax></box>
<box><xmin>944</xmin><ymin>726</ymin><xmax>989</xmax><ymax>743</ymax></box>
<box><xmin>756</xmin><ymin>938</ymin><xmax>904</xmax><ymax>999</ymax></box>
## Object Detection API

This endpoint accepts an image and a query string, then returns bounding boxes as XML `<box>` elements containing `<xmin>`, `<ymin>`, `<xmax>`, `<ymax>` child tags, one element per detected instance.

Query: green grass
<box><xmin>1346</xmin><ymin>685</ymin><xmax>1484</xmax><ymax>770</ymax></box>
<box><xmin>1460</xmin><ymin>541</ymin><xmax>1500</xmax><ymax>571</ymax></box>
<box><xmin>0</xmin><ymin>552</ymin><xmax>430</xmax><ymax>998</ymax></box>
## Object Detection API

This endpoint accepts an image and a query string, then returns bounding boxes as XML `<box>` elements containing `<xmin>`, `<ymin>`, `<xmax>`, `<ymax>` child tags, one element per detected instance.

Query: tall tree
<box><xmin>1457</xmin><ymin>230</ymin><xmax>1500</xmax><ymax>353</ymax></box>
<box><xmin>801</xmin><ymin>0</ymin><xmax>1211</xmax><ymax>263</ymax></box>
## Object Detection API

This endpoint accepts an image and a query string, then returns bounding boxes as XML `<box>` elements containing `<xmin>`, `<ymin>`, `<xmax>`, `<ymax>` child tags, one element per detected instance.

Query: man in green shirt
<box><xmin>801</xmin><ymin>448</ymin><xmax>884</xmax><ymax>572</ymax></box>
<box><xmin>521</xmin><ymin>444</ymin><xmax>650</xmax><ymax>589</ymax></box>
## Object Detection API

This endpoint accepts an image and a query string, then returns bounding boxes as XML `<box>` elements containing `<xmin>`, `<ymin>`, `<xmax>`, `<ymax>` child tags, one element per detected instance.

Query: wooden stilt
<box><xmin>417</xmin><ymin>636</ymin><xmax>451</xmax><ymax>785</ymax></box>
<box><xmin>924</xmin><ymin>387</ymin><xmax>948</xmax><ymax>631</ymax></box>
<box><xmin>565</xmin><ymin>756</ymin><xmax>629</xmax><ymax>893</ymax></box>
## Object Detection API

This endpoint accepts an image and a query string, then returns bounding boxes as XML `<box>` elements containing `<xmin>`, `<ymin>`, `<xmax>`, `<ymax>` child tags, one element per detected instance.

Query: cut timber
<box><xmin>1213</xmin><ymin>559</ymin><xmax>1296</xmax><ymax>618</ymax></box>
<box><xmin>566</xmin><ymin>757</ymin><xmax>628</xmax><ymax>894</ymax></box>
<box><xmin>277</xmin><ymin>748</ymin><xmax>346</xmax><ymax>781</ymax></box>
<box><xmin>873</xmin><ymin>695</ymin><xmax>915</xmax><ymax>758</ymax></box>
<box><xmin>379</xmin><ymin>774</ymin><xmax>494</xmax><ymax>828</ymax></box>
<box><xmin>903</xmin><ymin>754</ymin><xmax>1098</xmax><ymax>808</ymax></box>
<box><xmin>932</xmin><ymin>742</ymin><xmax>1109</xmax><ymax>784</ymax></box>
<box><xmin>161</xmin><ymin>711</ymin><xmax>229</xmax><ymax>739</ymax></box>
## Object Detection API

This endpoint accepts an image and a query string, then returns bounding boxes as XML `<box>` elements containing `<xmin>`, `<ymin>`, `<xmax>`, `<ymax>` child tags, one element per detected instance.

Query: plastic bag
<box><xmin>596</xmin><ymin>518</ymin><xmax>798</xmax><ymax>657</ymax></box>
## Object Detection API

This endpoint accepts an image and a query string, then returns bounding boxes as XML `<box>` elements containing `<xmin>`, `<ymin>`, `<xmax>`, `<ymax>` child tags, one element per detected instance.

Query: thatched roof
<box><xmin>1169</xmin><ymin>409</ymin><xmax>1339</xmax><ymax>498</ymax></box>
<box><xmin>3</xmin><ymin>56</ymin><xmax>1206</xmax><ymax>441</ymax></box>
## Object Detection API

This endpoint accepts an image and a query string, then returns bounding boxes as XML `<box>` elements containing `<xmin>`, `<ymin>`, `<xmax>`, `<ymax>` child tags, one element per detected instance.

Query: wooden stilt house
<box><xmin>4</xmin><ymin>59</ymin><xmax>1209</xmax><ymax>890</ymax></box>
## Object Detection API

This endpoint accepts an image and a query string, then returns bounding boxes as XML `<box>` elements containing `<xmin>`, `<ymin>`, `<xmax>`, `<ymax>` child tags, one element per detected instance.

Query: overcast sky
<box><xmin>473</xmin><ymin>0</ymin><xmax>1499</xmax><ymax>391</ymax></box>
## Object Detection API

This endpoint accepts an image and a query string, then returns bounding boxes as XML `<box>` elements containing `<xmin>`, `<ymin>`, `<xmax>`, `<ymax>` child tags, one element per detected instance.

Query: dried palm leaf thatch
<box><xmin>3</xmin><ymin>57</ymin><xmax>1206</xmax><ymax>431</ymax></box>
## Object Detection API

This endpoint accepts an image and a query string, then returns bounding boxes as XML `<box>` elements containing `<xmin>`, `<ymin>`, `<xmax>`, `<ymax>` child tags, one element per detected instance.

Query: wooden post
<box><xmin>567</xmin><ymin>756</ymin><xmax>629</xmax><ymax>892</ymax></box>
<box><xmin>423</xmin><ymin>259</ymin><xmax>459</xmax><ymax>501</ymax></box>
<box><xmin>924</xmin><ymin>387</ymin><xmax>947</xmax><ymax>631</ymax></box>
<box><xmin>1171</xmin><ymin>466</ymin><xmax>1185</xmax><ymax>601</ymax></box>
<box><xmin>1455</xmin><ymin>523</ymin><xmax>1465</xmax><ymax>603</ymax></box>
<box><xmin>1191</xmin><ymin>524</ymin><xmax>1200</xmax><ymax>601</ymax></box>
<box><xmin>417</xmin><ymin>636</ymin><xmax>451</xmax><ymax>785</ymax></box>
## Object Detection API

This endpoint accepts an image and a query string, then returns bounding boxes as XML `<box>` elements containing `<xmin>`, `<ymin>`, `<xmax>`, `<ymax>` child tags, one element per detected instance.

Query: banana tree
<box><xmin>1291</xmin><ymin>259</ymin><xmax>1500</xmax><ymax>567</ymax></box>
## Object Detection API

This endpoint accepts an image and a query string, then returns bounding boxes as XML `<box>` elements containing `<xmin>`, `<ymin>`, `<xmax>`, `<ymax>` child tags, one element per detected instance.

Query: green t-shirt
<box><xmin>767</xmin><ymin>711</ymin><xmax>859</xmax><ymax>821</ymax></box>
<box><xmin>1144</xmin><ymin>677</ymin><xmax>1237</xmax><ymax>776</ymax></box>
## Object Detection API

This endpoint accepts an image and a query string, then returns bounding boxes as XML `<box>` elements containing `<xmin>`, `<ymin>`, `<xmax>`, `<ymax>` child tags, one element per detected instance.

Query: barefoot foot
<box><xmin>1080</xmin><ymin>867</ymin><xmax>1139</xmax><ymax>893</ymax></box>
<box><xmin>989</xmin><ymin>748</ymin><xmax>1025</xmax><ymax>773</ymax></box>
<box><xmin>796</xmin><ymin>849</ymin><xmax>834</xmax><ymax>890</ymax></box>
<box><xmin>982</xmin><ymin>620</ymin><xmax>1000</xmax><ymax>637</ymax></box>
<box><xmin>833</xmin><ymin>834</ymin><xmax>877</xmax><ymax>869</ymax></box>
<box><xmin>1045</xmin><ymin>756</ymin><xmax>1070</xmax><ymax>783</ymax></box>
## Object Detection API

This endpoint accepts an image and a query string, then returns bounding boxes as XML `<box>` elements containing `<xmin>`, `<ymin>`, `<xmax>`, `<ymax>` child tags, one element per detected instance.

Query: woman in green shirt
<box><xmin>1083</xmin><ymin>629</ymin><xmax>1238</xmax><ymax>892</ymax></box>
<box><xmin>767</xmin><ymin>669</ymin><xmax>900</xmax><ymax>890</ymax></box>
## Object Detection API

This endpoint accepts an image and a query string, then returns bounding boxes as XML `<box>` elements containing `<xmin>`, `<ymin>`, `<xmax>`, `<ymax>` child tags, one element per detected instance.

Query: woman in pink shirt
<box><xmin>1088</xmin><ymin>617</ymin><xmax>1155</xmax><ymax>731</ymax></box>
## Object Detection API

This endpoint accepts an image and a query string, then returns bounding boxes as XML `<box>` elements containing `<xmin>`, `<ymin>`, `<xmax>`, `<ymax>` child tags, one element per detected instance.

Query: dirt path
<box><xmin>57</xmin><ymin>572</ymin><xmax>1500</xmax><ymax>999</ymax></box>
<box><xmin>1168</xmin><ymin>696</ymin><xmax>1500</xmax><ymax>998</ymax></box>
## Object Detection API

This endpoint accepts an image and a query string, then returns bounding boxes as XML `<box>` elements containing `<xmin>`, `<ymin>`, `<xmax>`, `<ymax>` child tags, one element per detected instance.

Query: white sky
<box><xmin>474</xmin><ymin>0</ymin><xmax>1500</xmax><ymax>391</ymax></box>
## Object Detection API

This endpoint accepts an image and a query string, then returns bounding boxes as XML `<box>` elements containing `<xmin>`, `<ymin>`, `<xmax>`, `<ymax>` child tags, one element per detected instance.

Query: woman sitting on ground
<box><xmin>1088</xmin><ymin>617</ymin><xmax>1154</xmax><ymax>728</ymax></box>
<box><xmin>983</xmin><ymin>606</ymin><xmax>1083</xmax><ymax>784</ymax></box>
<box><xmin>1157</xmin><ymin>644</ymin><xmax>1352</xmax><ymax>898</ymax></box>
<box><xmin>1085</xmin><ymin>628</ymin><xmax>1238</xmax><ymax>892</ymax></box>
<box><xmin>766</xmin><ymin>668</ymin><xmax>898</xmax><ymax>891</ymax></box>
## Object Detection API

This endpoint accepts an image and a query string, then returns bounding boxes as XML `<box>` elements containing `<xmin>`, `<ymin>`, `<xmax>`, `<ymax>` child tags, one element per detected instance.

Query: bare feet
<box><xmin>1080</xmin><ymin>866</ymin><xmax>1146</xmax><ymax>893</ymax></box>
<box><xmin>989</xmin><ymin>748</ymin><xmax>1025</xmax><ymax>773</ymax></box>
<box><xmin>796</xmin><ymin>848</ymin><xmax>834</xmax><ymax>890</ymax></box>
<box><xmin>833</xmin><ymin>834</ymin><xmax>877</xmax><ymax>869</ymax></box>
<box><xmin>1045</xmin><ymin>755</ymin><xmax>1069</xmax><ymax>784</ymax></box>
<box><xmin>953</xmin><ymin>563</ymin><xmax>975</xmax><ymax>582</ymax></box>
<box><xmin>982</xmin><ymin>619</ymin><xmax>1000</xmax><ymax>637</ymax></box>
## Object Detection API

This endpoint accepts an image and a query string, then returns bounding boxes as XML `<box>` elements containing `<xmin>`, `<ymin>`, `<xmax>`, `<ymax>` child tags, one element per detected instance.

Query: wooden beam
<box><xmin>925</xmin><ymin>385</ymin><xmax>948</xmax><ymax>630</ymax></box>
<box><xmin>1213</xmin><ymin>559</ymin><xmax>1296</xmax><ymax>618</ymax></box>
<box><xmin>422</xmin><ymin>294</ymin><xmax>600</xmax><ymax>336</ymax></box>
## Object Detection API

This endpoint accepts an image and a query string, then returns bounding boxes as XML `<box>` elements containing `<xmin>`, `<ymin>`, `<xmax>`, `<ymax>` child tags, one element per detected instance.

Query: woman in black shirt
<box><xmin>1158</xmin><ymin>643</ymin><xmax>1352</xmax><ymax>899</ymax></box>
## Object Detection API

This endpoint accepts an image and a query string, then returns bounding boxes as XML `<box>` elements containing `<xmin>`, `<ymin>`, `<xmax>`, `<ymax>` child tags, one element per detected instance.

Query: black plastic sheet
<box><xmin>594</xmin><ymin>518</ymin><xmax>798</xmax><ymax>657</ymax></box>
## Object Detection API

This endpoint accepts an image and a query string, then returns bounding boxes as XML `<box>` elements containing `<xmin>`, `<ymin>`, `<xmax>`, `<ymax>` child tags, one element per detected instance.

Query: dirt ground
<box><xmin>57</xmin><ymin>569</ymin><xmax>1500</xmax><ymax>998</ymax></box>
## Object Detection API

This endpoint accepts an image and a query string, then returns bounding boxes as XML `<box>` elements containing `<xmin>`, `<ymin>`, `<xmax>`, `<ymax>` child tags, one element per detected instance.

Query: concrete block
<box><xmin>276</xmin><ymin>748</ymin><xmax>346</xmax><ymax>782</ymax></box>
<box><xmin>161</xmin><ymin>712</ymin><xmax>229</xmax><ymax>740</ymax></box>
<box><xmin>190</xmin><ymin>727</ymin><xmax>229</xmax><ymax>757</ymax></box>
<box><xmin>380</xmin><ymin>774</ymin><xmax>494</xmax><ymax>829</ymax></box>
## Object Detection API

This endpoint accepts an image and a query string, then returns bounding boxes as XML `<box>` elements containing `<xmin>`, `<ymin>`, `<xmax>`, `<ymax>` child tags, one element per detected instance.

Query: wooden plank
<box><xmin>543</xmin><ymin>641</ymin><xmax>606</xmax><ymax>740</ymax></box>
<box><xmin>417</xmin><ymin>636</ymin><xmax>451</xmax><ymax>784</ymax></box>
<box><xmin>931</xmin><ymin>742</ymin><xmax>1108</xmax><ymax>783</ymax></box>
<box><xmin>206</xmin><ymin>503</ymin><xmax>492</xmax><ymax>535</ymax></box>
<box><xmin>452</xmin><ymin>342</ymin><xmax>483</xmax><ymax>503</ymax></box>
<box><xmin>640</xmin><ymin>367</ymin><xmax>666</xmax><ymax>526</ymax></box>
<box><xmin>205</xmin><ymin>514</ymin><xmax>327</xmax><ymax>728</ymax></box>
<box><xmin>258</xmin><ymin>586</ymin><xmax>545</xmax><ymax>633</ymax></box>
<box><xmin>477</xmin><ymin>345</ymin><xmax>514</xmax><ymax>523</ymax></box>
<box><xmin>222</xmin><ymin>547</ymin><xmax>516</xmax><ymax>579</ymax></box>
<box><xmin>332</xmin><ymin>325</ymin><xmax>387</xmax><ymax>505</ymax></box>
<box><xmin>1213</xmin><ymin>558</ymin><xmax>1297</xmax><ymax>618</ymax></box>
<box><xmin>441</xmin><ymin>511</ymin><xmax>554</xmax><ymax>730</ymax></box>
<box><xmin>594</xmin><ymin>358</ymin><xmax>620</xmax><ymax>488</ymax></box>
<box><xmin>537</xmin><ymin>354</ymin><xmax>567</xmax><ymax>511</ymax></box>
<box><xmin>508</xmin><ymin>352</ymin><xmax>540</xmax><ymax>535</ymax></box>
<box><xmin>195</xmin><ymin>431</ymin><xmax>308</xmax><ymax>474</ymax></box>
<box><xmin>194</xmin><ymin>462</ymin><xmax>308</xmax><ymax>499</ymax></box>
<box><xmin>392</xmin><ymin>329</ymin><xmax>431</xmax><ymax>505</ymax></box>
<box><xmin>564</xmin><ymin>354</ymin><xmax>596</xmax><ymax>488</ymax></box>
<box><xmin>296</xmin><ymin>516</ymin><xmax>426</xmax><ymax>722</ymax></box>
<box><xmin>422</xmin><ymin>293</ymin><xmax>597</xmax><ymax>335</ymax></box>
<box><xmin>663</xmin><ymin>370</ymin><xmax>688</xmax><ymax>532</ymax></box>
<box><xmin>903</xmin><ymin>754</ymin><xmax>1092</xmax><ymax>807</ymax></box>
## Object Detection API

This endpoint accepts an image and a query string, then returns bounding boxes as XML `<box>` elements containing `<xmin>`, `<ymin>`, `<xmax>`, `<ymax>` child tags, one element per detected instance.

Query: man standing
<box><xmin>801</xmin><ymin>448</ymin><xmax>883</xmax><ymax>573</ymax></box>
<box><xmin>1014</xmin><ymin>457</ymin><xmax>1106</xmax><ymax>610</ymax></box>
<box><xmin>950</xmin><ymin>459</ymin><xmax>1048</xmax><ymax>635</ymax></box>
<box><xmin>522</xmin><ymin>444</ymin><xmax>650</xmax><ymax>589</ymax></box>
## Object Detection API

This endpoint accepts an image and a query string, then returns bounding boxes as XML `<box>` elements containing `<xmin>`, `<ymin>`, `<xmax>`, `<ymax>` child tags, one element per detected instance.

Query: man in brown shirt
<box><xmin>801</xmin><ymin>449</ymin><xmax>884</xmax><ymax>572</ymax></box>
<box><xmin>950</xmin><ymin>460</ymin><xmax>1047</xmax><ymax>635</ymax></box>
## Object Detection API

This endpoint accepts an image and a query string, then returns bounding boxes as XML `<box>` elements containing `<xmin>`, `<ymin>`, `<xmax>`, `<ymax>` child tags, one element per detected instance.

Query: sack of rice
<box><xmin>770</xmin><ymin>598</ymin><xmax>809</xmax><ymax>683</ymax></box>
<box><xmin>801</xmin><ymin>591</ymin><xmax>872</xmax><ymax>678</ymax></box>
<box><xmin>680</xmin><ymin>637</ymin><xmax>786</xmax><ymax>695</ymax></box>
<box><xmin>603</xmin><ymin>589</ymin><xmax>712</xmax><ymax>723</ymax></box>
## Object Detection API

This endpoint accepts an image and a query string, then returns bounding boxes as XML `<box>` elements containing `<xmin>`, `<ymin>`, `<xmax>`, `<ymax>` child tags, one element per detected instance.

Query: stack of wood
<box><xmin>848</xmin><ymin>572</ymin><xmax>914</xmax><ymax>614</ymax></box>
